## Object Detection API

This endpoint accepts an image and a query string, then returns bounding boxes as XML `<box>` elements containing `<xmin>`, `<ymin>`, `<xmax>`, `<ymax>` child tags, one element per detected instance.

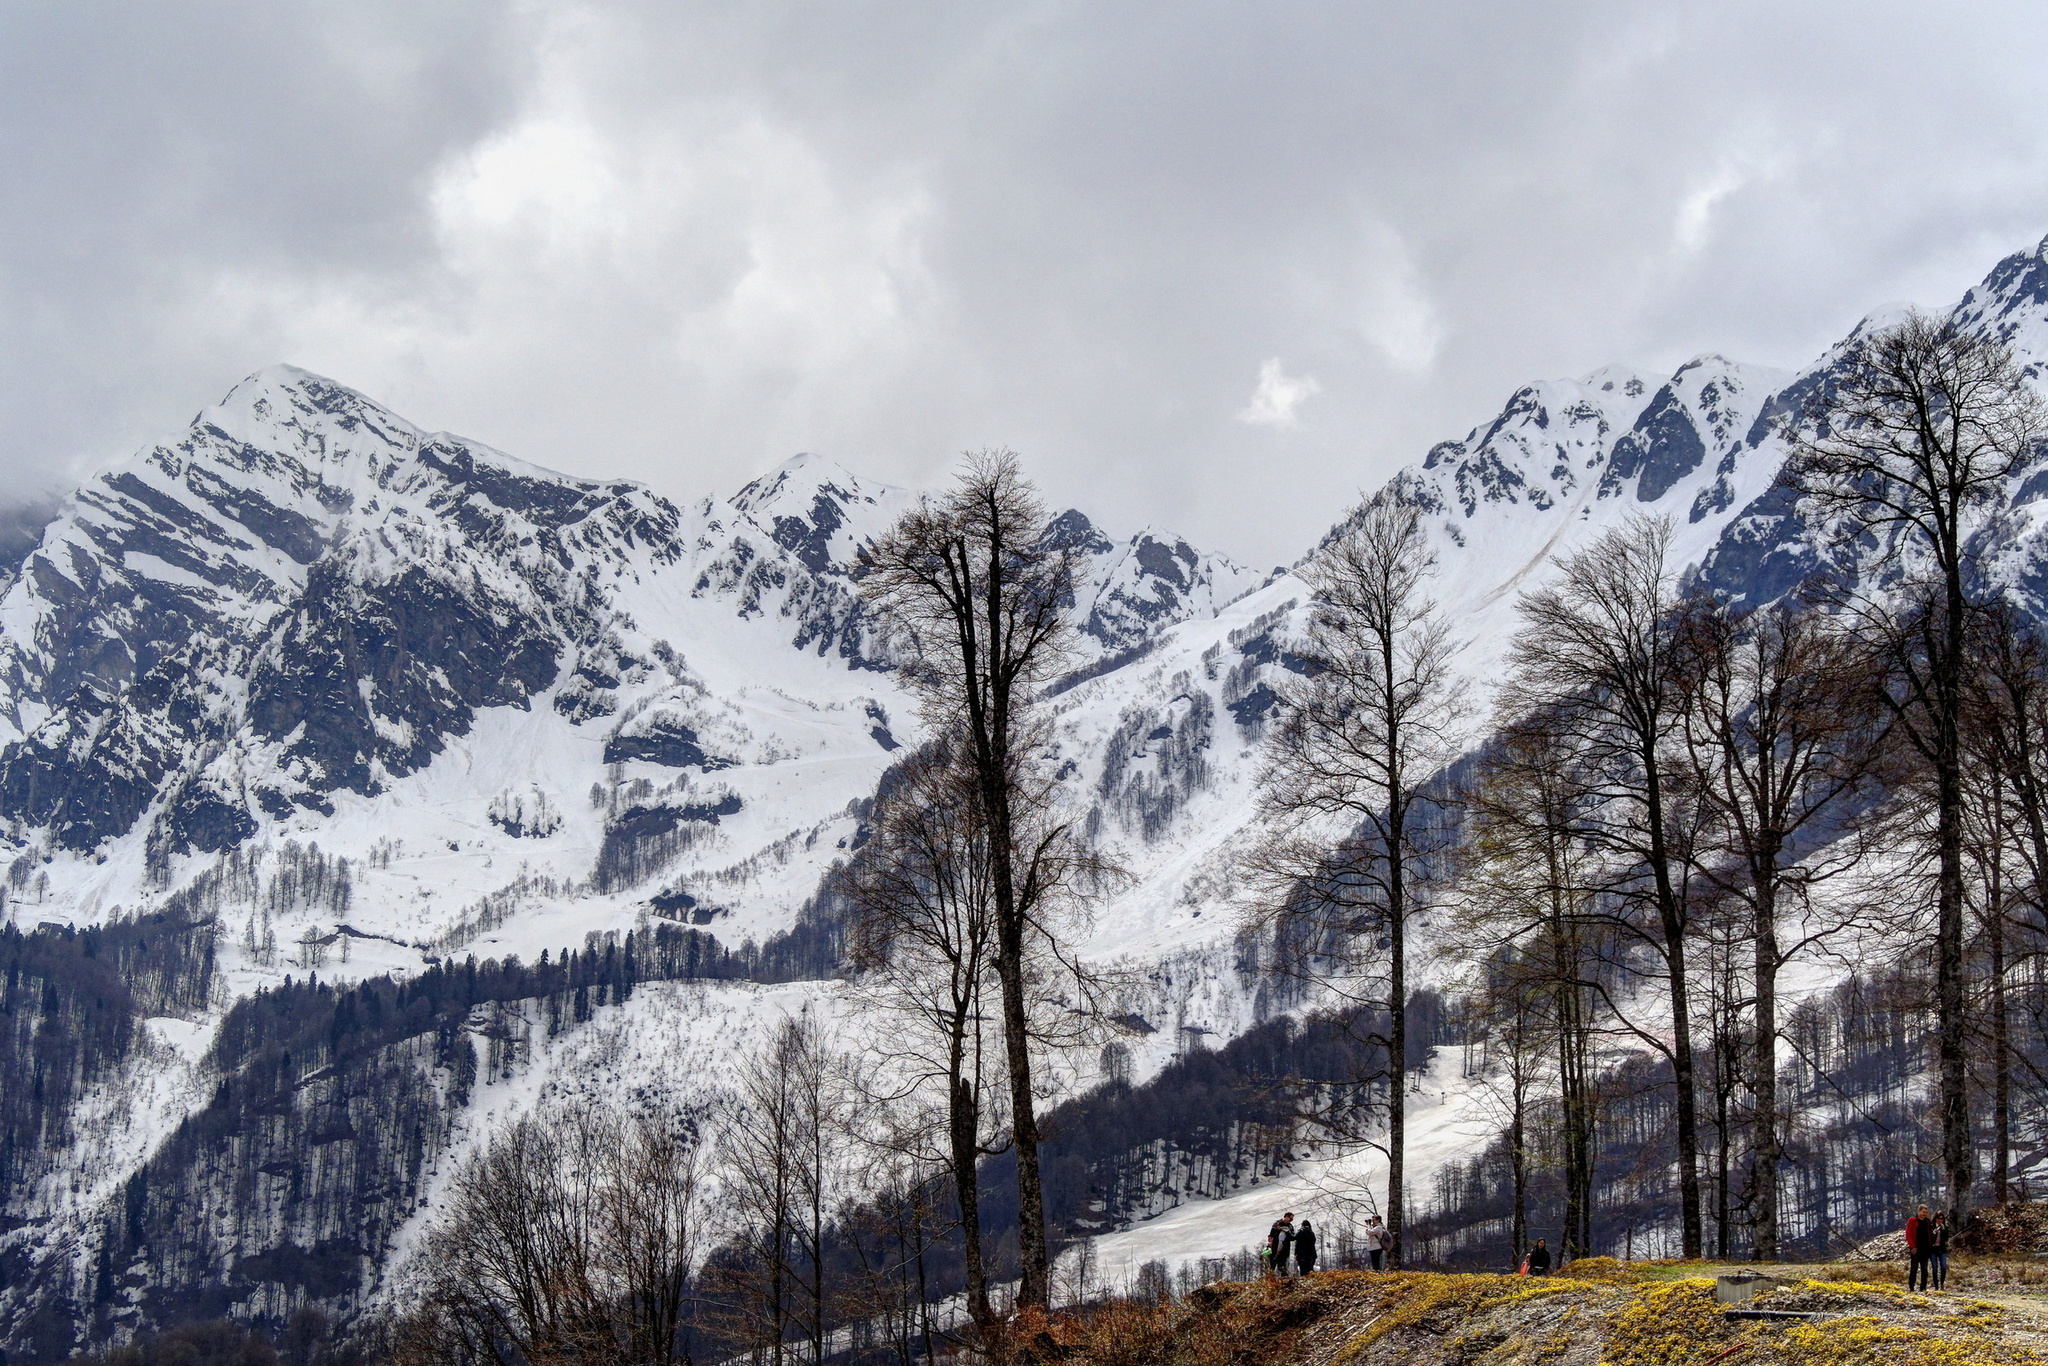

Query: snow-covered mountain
<box><xmin>0</xmin><ymin>369</ymin><xmax>1264</xmax><ymax>946</ymax></box>
<box><xmin>14</xmin><ymin>229</ymin><xmax>2048</xmax><ymax>1357</ymax></box>
<box><xmin>0</xmin><ymin>365</ymin><xmax>1283</xmax><ymax>1358</ymax></box>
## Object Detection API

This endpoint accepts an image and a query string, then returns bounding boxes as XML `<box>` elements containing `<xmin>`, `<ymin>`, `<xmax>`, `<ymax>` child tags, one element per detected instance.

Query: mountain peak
<box><xmin>1576</xmin><ymin>362</ymin><xmax>1655</xmax><ymax>397</ymax></box>
<box><xmin>729</xmin><ymin>452</ymin><xmax>902</xmax><ymax>516</ymax></box>
<box><xmin>202</xmin><ymin>363</ymin><xmax>401</xmax><ymax>433</ymax></box>
<box><xmin>726</xmin><ymin>453</ymin><xmax>911</xmax><ymax>575</ymax></box>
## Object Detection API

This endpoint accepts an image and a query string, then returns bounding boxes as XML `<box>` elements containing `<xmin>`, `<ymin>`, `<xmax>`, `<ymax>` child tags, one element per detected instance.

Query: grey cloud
<box><xmin>6</xmin><ymin>1</ymin><xmax>2048</xmax><ymax>567</ymax></box>
<box><xmin>0</xmin><ymin>1</ymin><xmax>529</xmax><ymax>486</ymax></box>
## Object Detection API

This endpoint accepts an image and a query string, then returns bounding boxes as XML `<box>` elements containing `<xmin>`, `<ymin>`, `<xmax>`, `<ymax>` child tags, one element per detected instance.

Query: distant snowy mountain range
<box><xmin>12</xmin><ymin>230</ymin><xmax>2048</xmax><ymax>1357</ymax></box>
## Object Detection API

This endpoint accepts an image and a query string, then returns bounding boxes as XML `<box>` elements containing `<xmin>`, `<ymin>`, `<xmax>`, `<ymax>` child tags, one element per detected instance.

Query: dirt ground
<box><xmin>1050</xmin><ymin>1257</ymin><xmax>2048</xmax><ymax>1366</ymax></box>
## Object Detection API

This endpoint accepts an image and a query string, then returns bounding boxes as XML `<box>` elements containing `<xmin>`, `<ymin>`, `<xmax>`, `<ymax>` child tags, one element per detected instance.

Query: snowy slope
<box><xmin>0</xmin><ymin>370</ymin><xmax>1264</xmax><ymax>951</ymax></box>
<box><xmin>1358</xmin><ymin>353</ymin><xmax>1788</xmax><ymax>698</ymax></box>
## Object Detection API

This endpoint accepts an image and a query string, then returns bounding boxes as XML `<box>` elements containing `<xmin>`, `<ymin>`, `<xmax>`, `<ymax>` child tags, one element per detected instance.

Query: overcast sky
<box><xmin>7</xmin><ymin>2</ymin><xmax>2048</xmax><ymax>567</ymax></box>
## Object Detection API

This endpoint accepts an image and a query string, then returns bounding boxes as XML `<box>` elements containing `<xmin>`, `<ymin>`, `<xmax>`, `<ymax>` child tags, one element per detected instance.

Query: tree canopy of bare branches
<box><xmin>1246</xmin><ymin>498</ymin><xmax>1466</xmax><ymax>1269</ymax></box>
<box><xmin>1498</xmin><ymin>512</ymin><xmax>1712</xmax><ymax>1256</ymax></box>
<box><xmin>840</xmin><ymin>739</ymin><xmax>1007</xmax><ymax>1331</ymax></box>
<box><xmin>711</xmin><ymin>1011</ymin><xmax>843</xmax><ymax>1366</ymax></box>
<box><xmin>1782</xmin><ymin>311</ymin><xmax>2046</xmax><ymax>1223</ymax></box>
<box><xmin>1460</xmin><ymin>713</ymin><xmax>1606</xmax><ymax>1260</ymax></box>
<box><xmin>395</xmin><ymin>1108</ymin><xmax>700</xmax><ymax>1366</ymax></box>
<box><xmin>1672</xmin><ymin>596</ymin><xmax>1892</xmax><ymax>1257</ymax></box>
<box><xmin>856</xmin><ymin>449</ymin><xmax>1085</xmax><ymax>1311</ymax></box>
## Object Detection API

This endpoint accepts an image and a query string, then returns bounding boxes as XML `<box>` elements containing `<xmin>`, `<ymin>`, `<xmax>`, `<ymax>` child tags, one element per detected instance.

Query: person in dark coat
<box><xmin>1293</xmin><ymin>1220</ymin><xmax>1318</xmax><ymax>1276</ymax></box>
<box><xmin>1524</xmin><ymin>1239</ymin><xmax>1552</xmax><ymax>1276</ymax></box>
<box><xmin>1928</xmin><ymin>1212</ymin><xmax>1950</xmax><ymax>1290</ymax></box>
<box><xmin>1266</xmin><ymin>1213</ymin><xmax>1295</xmax><ymax>1278</ymax></box>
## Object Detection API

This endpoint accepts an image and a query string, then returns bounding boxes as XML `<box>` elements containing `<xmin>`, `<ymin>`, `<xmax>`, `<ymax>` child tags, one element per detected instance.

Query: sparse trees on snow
<box><xmin>1783</xmin><ymin>312</ymin><xmax>2046</xmax><ymax>1224</ymax></box>
<box><xmin>394</xmin><ymin>1107</ymin><xmax>701</xmax><ymax>1366</ymax></box>
<box><xmin>1246</xmin><ymin>499</ymin><xmax>1466</xmax><ymax>1270</ymax></box>
<box><xmin>711</xmin><ymin>1012</ymin><xmax>842</xmax><ymax>1366</ymax></box>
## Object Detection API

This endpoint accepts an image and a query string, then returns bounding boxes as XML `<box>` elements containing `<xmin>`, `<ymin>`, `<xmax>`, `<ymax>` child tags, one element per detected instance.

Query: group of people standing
<box><xmin>1262</xmin><ymin>1213</ymin><xmax>1396</xmax><ymax>1277</ymax></box>
<box><xmin>1258</xmin><ymin>1208</ymin><xmax>1954</xmax><ymax>1285</ymax></box>
<box><xmin>1245</xmin><ymin>1204</ymin><xmax>1949</xmax><ymax>1286</ymax></box>
<box><xmin>1904</xmin><ymin>1205</ymin><xmax>1951</xmax><ymax>1291</ymax></box>
<box><xmin>1263</xmin><ymin>1213</ymin><xmax>1316</xmax><ymax>1276</ymax></box>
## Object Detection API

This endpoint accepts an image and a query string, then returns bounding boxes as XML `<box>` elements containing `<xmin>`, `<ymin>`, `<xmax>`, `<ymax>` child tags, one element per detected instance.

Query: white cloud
<box><xmin>1237</xmin><ymin>358</ymin><xmax>1321</xmax><ymax>429</ymax></box>
<box><xmin>1357</xmin><ymin>219</ymin><xmax>1443</xmax><ymax>373</ymax></box>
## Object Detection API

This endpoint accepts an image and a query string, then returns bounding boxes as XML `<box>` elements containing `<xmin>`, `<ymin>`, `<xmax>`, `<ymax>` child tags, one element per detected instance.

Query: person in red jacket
<box><xmin>1905</xmin><ymin>1205</ymin><xmax>1932</xmax><ymax>1291</ymax></box>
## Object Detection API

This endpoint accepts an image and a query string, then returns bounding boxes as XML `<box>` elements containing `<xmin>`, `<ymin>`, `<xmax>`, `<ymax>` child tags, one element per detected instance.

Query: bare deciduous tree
<box><xmin>857</xmin><ymin>450</ymin><xmax>1087</xmax><ymax>1310</ymax></box>
<box><xmin>1961</xmin><ymin>599</ymin><xmax>2048</xmax><ymax>1204</ymax></box>
<box><xmin>1672</xmin><ymin>598</ymin><xmax>1891</xmax><ymax>1258</ymax></box>
<box><xmin>714</xmin><ymin>1012</ymin><xmax>841</xmax><ymax>1366</ymax></box>
<box><xmin>1499</xmin><ymin>514</ymin><xmax>1709</xmax><ymax>1256</ymax></box>
<box><xmin>1967</xmin><ymin>597</ymin><xmax>2048</xmax><ymax>949</ymax></box>
<box><xmin>1467</xmin><ymin>949</ymin><xmax>1548</xmax><ymax>1266</ymax></box>
<box><xmin>395</xmin><ymin>1107</ymin><xmax>701</xmax><ymax>1366</ymax></box>
<box><xmin>1783</xmin><ymin>312</ymin><xmax>2045</xmax><ymax>1223</ymax></box>
<box><xmin>841</xmin><ymin>739</ymin><xmax>1007</xmax><ymax>1332</ymax></box>
<box><xmin>1462</xmin><ymin>713</ymin><xmax>1605</xmax><ymax>1260</ymax></box>
<box><xmin>1246</xmin><ymin>499</ymin><xmax>1466</xmax><ymax>1269</ymax></box>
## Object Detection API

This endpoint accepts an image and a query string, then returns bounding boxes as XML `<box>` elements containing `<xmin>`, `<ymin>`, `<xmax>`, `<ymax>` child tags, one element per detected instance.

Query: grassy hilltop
<box><xmin>1030</xmin><ymin>1260</ymin><xmax>2048</xmax><ymax>1366</ymax></box>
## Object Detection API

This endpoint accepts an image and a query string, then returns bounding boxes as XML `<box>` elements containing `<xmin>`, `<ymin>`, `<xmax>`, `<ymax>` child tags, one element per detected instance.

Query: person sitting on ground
<box><xmin>1525</xmin><ymin>1238</ymin><xmax>1552</xmax><ymax>1276</ymax></box>
<box><xmin>1293</xmin><ymin>1219</ymin><xmax>1317</xmax><ymax>1276</ymax></box>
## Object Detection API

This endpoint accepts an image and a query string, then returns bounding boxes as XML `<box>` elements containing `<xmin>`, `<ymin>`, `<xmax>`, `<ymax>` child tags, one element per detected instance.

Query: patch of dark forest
<box><xmin>0</xmin><ymin>895</ymin><xmax>845</xmax><ymax>1365</ymax></box>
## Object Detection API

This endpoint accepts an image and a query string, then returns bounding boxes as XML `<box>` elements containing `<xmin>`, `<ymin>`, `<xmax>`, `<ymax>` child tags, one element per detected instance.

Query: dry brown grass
<box><xmin>1808</xmin><ymin>1260</ymin><xmax>1908</xmax><ymax>1285</ymax></box>
<box><xmin>1048</xmin><ymin>1261</ymin><xmax>2048</xmax><ymax>1366</ymax></box>
<box><xmin>1958</xmin><ymin>1260</ymin><xmax>2048</xmax><ymax>1291</ymax></box>
<box><xmin>1555</xmin><ymin>1256</ymin><xmax>1642</xmax><ymax>1283</ymax></box>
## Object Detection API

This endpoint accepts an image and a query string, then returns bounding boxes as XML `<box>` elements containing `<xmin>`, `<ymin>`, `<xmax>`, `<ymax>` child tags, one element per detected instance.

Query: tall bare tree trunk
<box><xmin>1993</xmin><ymin>915</ymin><xmax>2012</xmax><ymax>1205</ymax></box>
<box><xmin>992</xmin><ymin>881</ymin><xmax>1048</xmax><ymax>1308</ymax></box>
<box><xmin>948</xmin><ymin>1073</ymin><xmax>994</xmax><ymax>1327</ymax></box>
<box><xmin>860</xmin><ymin>452</ymin><xmax>1082</xmax><ymax>1311</ymax></box>
<box><xmin>1645</xmin><ymin>759</ymin><xmax>1705</xmax><ymax>1258</ymax></box>
<box><xmin>1937</xmin><ymin>570</ymin><xmax>1975</xmax><ymax>1222</ymax></box>
<box><xmin>1503</xmin><ymin>515</ymin><xmax>1703</xmax><ymax>1256</ymax></box>
<box><xmin>1246</xmin><ymin>500</ymin><xmax>1463</xmax><ymax>1276</ymax></box>
<box><xmin>1509</xmin><ymin>1076</ymin><xmax>1528</xmax><ymax>1265</ymax></box>
<box><xmin>1672</xmin><ymin>598</ymin><xmax>1884</xmax><ymax>1262</ymax></box>
<box><xmin>1752</xmin><ymin>881</ymin><xmax>1782</xmax><ymax>1260</ymax></box>
<box><xmin>974</xmin><ymin>521</ymin><xmax>1051</xmax><ymax>1311</ymax></box>
<box><xmin>1470</xmin><ymin>718</ymin><xmax>1601</xmax><ymax>1260</ymax></box>
<box><xmin>1387</xmin><ymin>858</ymin><xmax>1406</xmax><ymax>1268</ymax></box>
